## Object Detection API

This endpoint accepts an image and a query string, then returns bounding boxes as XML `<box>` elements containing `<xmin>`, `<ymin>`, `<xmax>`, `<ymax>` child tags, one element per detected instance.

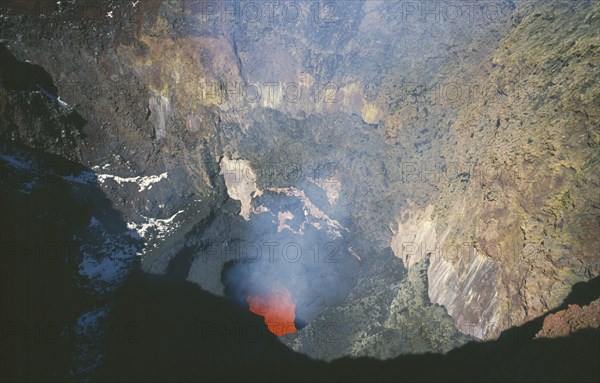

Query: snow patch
<box><xmin>62</xmin><ymin>168</ymin><xmax>168</xmax><ymax>191</ymax></box>
<box><xmin>0</xmin><ymin>153</ymin><xmax>34</xmax><ymax>171</ymax></box>
<box><xmin>77</xmin><ymin>309</ymin><xmax>108</xmax><ymax>336</ymax></box>
<box><xmin>97</xmin><ymin>172</ymin><xmax>168</xmax><ymax>191</ymax></box>
<box><xmin>78</xmin><ymin>216</ymin><xmax>137</xmax><ymax>293</ymax></box>
<box><xmin>63</xmin><ymin>171</ymin><xmax>98</xmax><ymax>185</ymax></box>
<box><xmin>57</xmin><ymin>96</ymin><xmax>70</xmax><ymax>108</ymax></box>
<box><xmin>19</xmin><ymin>180</ymin><xmax>36</xmax><ymax>194</ymax></box>
<box><xmin>127</xmin><ymin>210</ymin><xmax>184</xmax><ymax>240</ymax></box>
<box><xmin>73</xmin><ymin>308</ymin><xmax>109</xmax><ymax>378</ymax></box>
<box><xmin>126</xmin><ymin>210</ymin><xmax>185</xmax><ymax>256</ymax></box>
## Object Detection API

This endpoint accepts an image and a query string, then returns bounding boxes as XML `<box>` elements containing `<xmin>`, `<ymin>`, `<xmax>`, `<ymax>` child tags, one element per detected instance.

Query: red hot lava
<box><xmin>246</xmin><ymin>282</ymin><xmax>297</xmax><ymax>336</ymax></box>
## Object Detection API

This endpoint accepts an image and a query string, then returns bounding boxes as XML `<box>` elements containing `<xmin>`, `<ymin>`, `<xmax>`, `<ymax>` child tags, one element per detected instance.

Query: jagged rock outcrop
<box><xmin>282</xmin><ymin>253</ymin><xmax>471</xmax><ymax>359</ymax></box>
<box><xmin>1</xmin><ymin>2</ymin><xmax>598</xmax><ymax>372</ymax></box>
<box><xmin>535</xmin><ymin>298</ymin><xmax>600</xmax><ymax>339</ymax></box>
<box><xmin>392</xmin><ymin>0</ymin><xmax>600</xmax><ymax>339</ymax></box>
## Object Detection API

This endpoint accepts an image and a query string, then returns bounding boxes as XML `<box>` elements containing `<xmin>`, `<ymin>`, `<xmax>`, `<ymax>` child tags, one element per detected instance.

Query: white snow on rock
<box><xmin>0</xmin><ymin>152</ymin><xmax>34</xmax><ymax>171</ymax></box>
<box><xmin>1</xmin><ymin>148</ymin><xmax>168</xmax><ymax>193</ymax></box>
<box><xmin>127</xmin><ymin>210</ymin><xmax>185</xmax><ymax>240</ymax></box>
<box><xmin>57</xmin><ymin>96</ymin><xmax>70</xmax><ymax>108</ymax></box>
<box><xmin>72</xmin><ymin>307</ymin><xmax>109</xmax><ymax>377</ymax></box>
<box><xmin>61</xmin><ymin>167</ymin><xmax>168</xmax><ymax>192</ymax></box>
<box><xmin>76</xmin><ymin>308</ymin><xmax>108</xmax><ymax>338</ymax></box>
<box><xmin>78</xmin><ymin>216</ymin><xmax>137</xmax><ymax>293</ymax></box>
<box><xmin>96</xmin><ymin>172</ymin><xmax>168</xmax><ymax>191</ymax></box>
<box><xmin>126</xmin><ymin>210</ymin><xmax>186</xmax><ymax>256</ymax></box>
<box><xmin>62</xmin><ymin>170</ymin><xmax>98</xmax><ymax>184</ymax></box>
<box><xmin>1</xmin><ymin>150</ymin><xmax>40</xmax><ymax>193</ymax></box>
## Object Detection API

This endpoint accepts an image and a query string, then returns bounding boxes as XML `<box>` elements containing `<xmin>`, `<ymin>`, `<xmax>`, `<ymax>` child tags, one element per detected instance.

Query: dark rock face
<box><xmin>0</xmin><ymin>143</ymin><xmax>141</xmax><ymax>381</ymax></box>
<box><xmin>0</xmin><ymin>43</ymin><xmax>85</xmax><ymax>160</ymax></box>
<box><xmin>281</xmin><ymin>253</ymin><xmax>472</xmax><ymax>360</ymax></box>
<box><xmin>1</xmin><ymin>0</ymin><xmax>599</xmax><ymax>381</ymax></box>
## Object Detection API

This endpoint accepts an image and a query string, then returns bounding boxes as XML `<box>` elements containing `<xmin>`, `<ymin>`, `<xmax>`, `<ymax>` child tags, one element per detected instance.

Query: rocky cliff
<box><xmin>393</xmin><ymin>0</ymin><xmax>600</xmax><ymax>339</ymax></box>
<box><xmin>1</xmin><ymin>0</ymin><xmax>599</xmax><ymax>379</ymax></box>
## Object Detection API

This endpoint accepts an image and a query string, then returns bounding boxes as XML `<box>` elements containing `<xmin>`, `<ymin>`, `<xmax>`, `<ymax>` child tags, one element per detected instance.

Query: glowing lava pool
<box><xmin>246</xmin><ymin>282</ymin><xmax>297</xmax><ymax>336</ymax></box>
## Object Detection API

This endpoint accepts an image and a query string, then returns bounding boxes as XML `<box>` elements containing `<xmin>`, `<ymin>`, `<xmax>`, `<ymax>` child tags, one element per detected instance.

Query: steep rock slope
<box><xmin>0</xmin><ymin>0</ymin><xmax>598</xmax><ymax>361</ymax></box>
<box><xmin>391</xmin><ymin>0</ymin><xmax>600</xmax><ymax>338</ymax></box>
